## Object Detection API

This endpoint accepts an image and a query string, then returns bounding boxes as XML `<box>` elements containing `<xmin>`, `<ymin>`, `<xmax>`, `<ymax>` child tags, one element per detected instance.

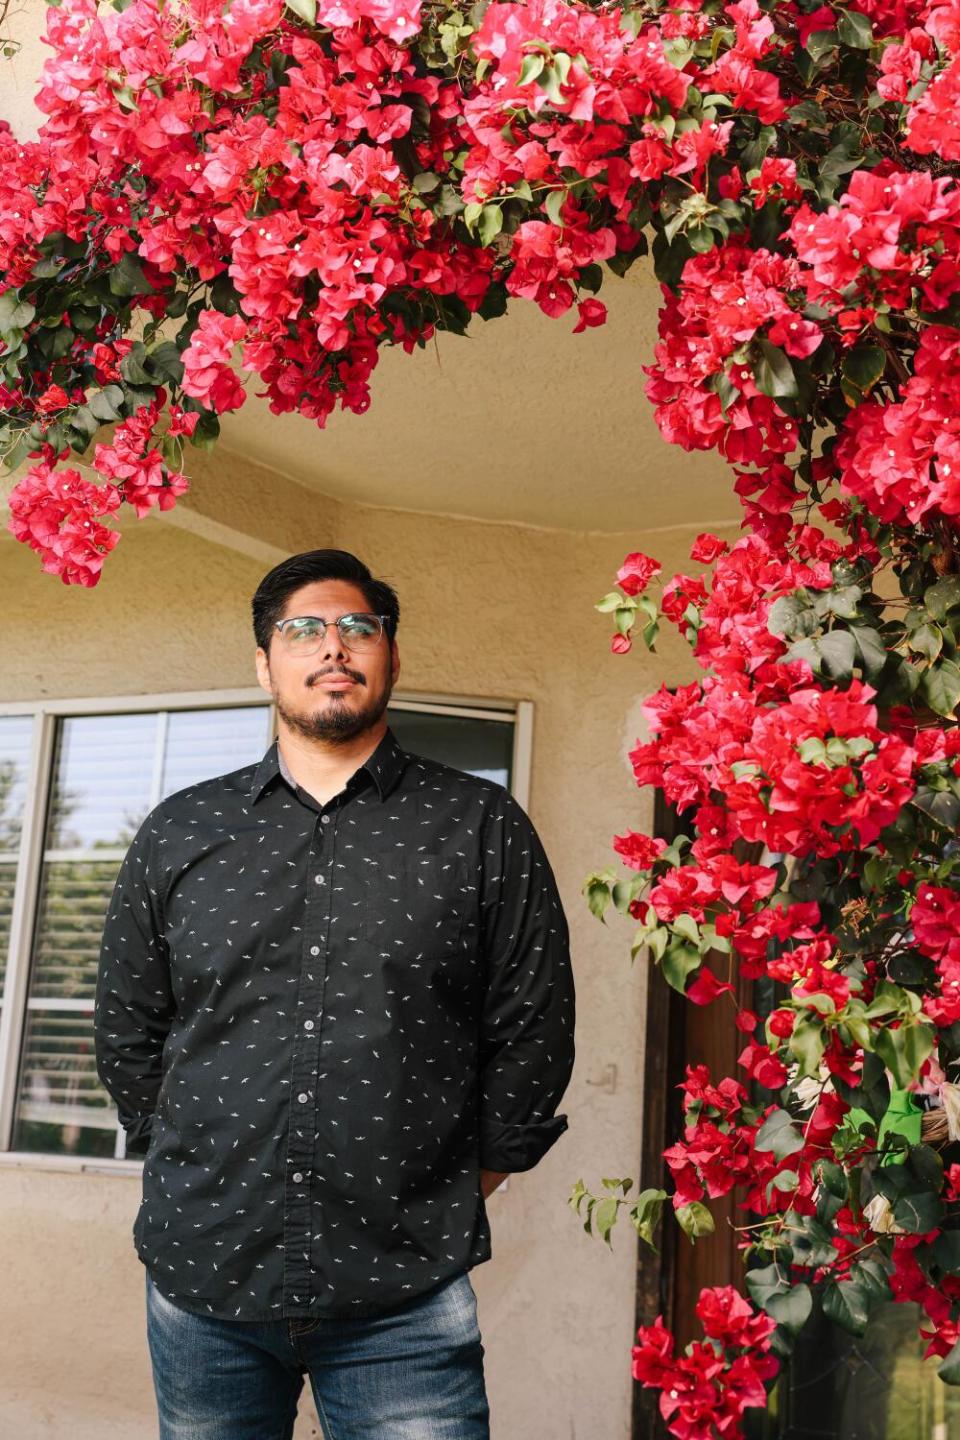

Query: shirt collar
<box><xmin>247</xmin><ymin>725</ymin><xmax>408</xmax><ymax>806</ymax></box>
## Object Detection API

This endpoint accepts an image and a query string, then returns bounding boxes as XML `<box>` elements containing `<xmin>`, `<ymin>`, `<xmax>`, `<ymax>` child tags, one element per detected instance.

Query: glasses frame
<box><xmin>273</xmin><ymin>612</ymin><xmax>392</xmax><ymax>655</ymax></box>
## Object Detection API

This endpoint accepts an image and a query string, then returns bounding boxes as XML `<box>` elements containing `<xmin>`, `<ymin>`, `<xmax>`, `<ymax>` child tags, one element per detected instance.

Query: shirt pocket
<box><xmin>361</xmin><ymin>850</ymin><xmax>467</xmax><ymax>956</ymax></box>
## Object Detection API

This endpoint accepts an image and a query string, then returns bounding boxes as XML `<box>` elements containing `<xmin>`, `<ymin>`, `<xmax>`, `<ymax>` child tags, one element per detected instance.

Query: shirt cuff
<box><xmin>478</xmin><ymin>1114</ymin><xmax>569</xmax><ymax>1173</ymax></box>
<box><xmin>121</xmin><ymin>1112</ymin><xmax>155</xmax><ymax>1157</ymax></box>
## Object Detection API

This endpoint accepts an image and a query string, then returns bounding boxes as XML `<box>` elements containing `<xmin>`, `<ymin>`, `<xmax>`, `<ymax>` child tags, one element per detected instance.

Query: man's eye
<box><xmin>342</xmin><ymin>615</ymin><xmax>377</xmax><ymax>636</ymax></box>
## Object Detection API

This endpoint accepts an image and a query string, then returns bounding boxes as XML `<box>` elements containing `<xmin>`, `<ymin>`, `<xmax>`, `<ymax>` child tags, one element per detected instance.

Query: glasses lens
<box><xmin>338</xmin><ymin>614</ymin><xmax>382</xmax><ymax>649</ymax></box>
<box><xmin>282</xmin><ymin>617</ymin><xmax>325</xmax><ymax>651</ymax></box>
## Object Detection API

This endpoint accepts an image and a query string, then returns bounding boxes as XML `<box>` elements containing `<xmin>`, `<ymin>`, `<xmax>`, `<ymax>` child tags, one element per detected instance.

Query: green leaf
<box><xmin>146</xmin><ymin>341</ymin><xmax>184</xmax><ymax>385</ymax></box>
<box><xmin>826</xmin><ymin>584</ymin><xmax>864</xmax><ymax>620</ymax></box>
<box><xmin>819</xmin><ymin>629</ymin><xmax>860</xmax><ymax>679</ymax></box>
<box><xmin>921</xmin><ymin>659</ymin><xmax>960</xmax><ymax>718</ymax></box>
<box><xmin>874</xmin><ymin>1021</ymin><xmax>935</xmax><ymax>1089</ymax></box>
<box><xmin>837</xmin><ymin>8</ymin><xmax>873</xmax><ymax>46</ymax></box>
<box><xmin>909</xmin><ymin>623</ymin><xmax>943</xmax><ymax>661</ymax></box>
<box><xmin>940</xmin><ymin>1338</ymin><xmax>960</xmax><ymax>1385</ymax></box>
<box><xmin>584</xmin><ymin>875</ymin><xmax>612</xmax><ymax>923</ymax></box>
<box><xmin>676</xmin><ymin>1201</ymin><xmax>715</xmax><ymax>1241</ymax></box>
<box><xmin>834</xmin><ymin>1051</ymin><xmax>890</xmax><ymax>1125</ymax></box>
<box><xmin>790</xmin><ymin>1016</ymin><xmax>825</xmax><ymax>1077</ymax></box>
<box><xmin>841</xmin><ymin>344</ymin><xmax>885</xmax><ymax>396</ymax></box>
<box><xmin>108</xmin><ymin>253</ymin><xmax>153</xmax><ymax>298</ymax></box>
<box><xmin>119</xmin><ymin>344</ymin><xmax>155</xmax><ymax>387</ymax></box>
<box><xmin>595</xmin><ymin>591</ymin><xmax>627</xmax><ymax>614</ymax></box>
<box><xmin>930</xmin><ymin>1231</ymin><xmax>960</xmax><ymax>1275</ymax></box>
<box><xmin>593</xmin><ymin>1196</ymin><xmax>619</xmax><ymax>1245</ymax></box>
<box><xmin>209</xmin><ymin>273</ymin><xmax>242</xmax><ymax>316</ymax></box>
<box><xmin>790</xmin><ymin>1212</ymin><xmax>842</xmax><ymax>1266</ymax></box>
<box><xmin>822</xmin><ymin>1278</ymin><xmax>871</xmax><ymax>1335</ymax></box>
<box><xmin>768</xmin><ymin>593</ymin><xmax>818</xmax><ymax>639</ymax></box>
<box><xmin>912</xmin><ymin>787</ymin><xmax>960</xmax><ymax>831</ymax></box>
<box><xmin>817</xmin><ymin>139</ymin><xmax>865</xmax><ymax>201</ymax></box>
<box><xmin>788</xmin><ymin>630</ymin><xmax>862</xmax><ymax>683</ymax></box>
<box><xmin>756</xmin><ymin>1108</ymin><xmax>805</xmax><ymax>1161</ymax></box>
<box><xmin>754</xmin><ymin>338</ymin><xmax>800</xmax><ymax>400</ymax></box>
<box><xmin>477</xmin><ymin>204</ymin><xmax>503</xmax><ymax>246</ymax></box>
<box><xmin>518</xmin><ymin>52</ymin><xmax>545</xmax><ymax>84</ymax></box>
<box><xmin>544</xmin><ymin>188</ymin><xmax>566</xmax><ymax>227</ymax></box>
<box><xmin>285</xmin><ymin>0</ymin><xmax>317</xmax><ymax>21</ymax></box>
<box><xmin>672</xmin><ymin>912</ymin><xmax>700</xmax><ymax>945</ymax></box>
<box><xmin>662</xmin><ymin>941</ymin><xmax>702</xmax><ymax>994</ymax></box>
<box><xmin>631</xmin><ymin>1188</ymin><xmax>668</xmax><ymax>1249</ymax></box>
<box><xmin>852</xmin><ymin>1257</ymin><xmax>892</xmax><ymax>1301</ymax></box>
<box><xmin>112</xmin><ymin>83</ymin><xmax>140</xmax><ymax>111</ymax></box>
<box><xmin>686</xmin><ymin>224</ymin><xmax>715</xmax><ymax>255</ymax></box>
<box><xmin>0</xmin><ymin>292</ymin><xmax>36</xmax><ymax>331</ymax></box>
<box><xmin>924</xmin><ymin>576</ymin><xmax>960</xmax><ymax>622</ymax></box>
<box><xmin>69</xmin><ymin>406</ymin><xmax>99</xmax><ymax>441</ymax></box>
<box><xmin>871</xmin><ymin>1163</ymin><xmax>943</xmax><ymax>1233</ymax></box>
<box><xmin>805</xmin><ymin>26</ymin><xmax>838</xmax><ymax>61</ymax></box>
<box><xmin>850</xmin><ymin>626</ymin><xmax>888</xmax><ymax>682</ymax></box>
<box><xmin>746</xmin><ymin>1265</ymin><xmax>813</xmax><ymax>1334</ymax></box>
<box><xmin>88</xmin><ymin>385</ymin><xmax>124</xmax><ymax>421</ymax></box>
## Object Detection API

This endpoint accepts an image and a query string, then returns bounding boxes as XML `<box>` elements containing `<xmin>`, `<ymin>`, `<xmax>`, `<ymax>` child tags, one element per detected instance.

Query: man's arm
<box><xmin>476</xmin><ymin>786</ymin><xmax>576</xmax><ymax>1175</ymax></box>
<box><xmin>94</xmin><ymin>809</ymin><xmax>175</xmax><ymax>1157</ymax></box>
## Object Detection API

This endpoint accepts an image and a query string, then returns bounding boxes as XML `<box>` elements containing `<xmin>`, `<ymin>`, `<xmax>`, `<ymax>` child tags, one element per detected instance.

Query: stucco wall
<box><xmin>0</xmin><ymin>489</ymin><xmax>729</xmax><ymax>1440</ymax></box>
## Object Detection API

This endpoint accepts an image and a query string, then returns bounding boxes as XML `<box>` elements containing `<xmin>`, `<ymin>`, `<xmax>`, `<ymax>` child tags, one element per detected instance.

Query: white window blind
<box><xmin>11</xmin><ymin>706</ymin><xmax>273</xmax><ymax>1160</ymax></box>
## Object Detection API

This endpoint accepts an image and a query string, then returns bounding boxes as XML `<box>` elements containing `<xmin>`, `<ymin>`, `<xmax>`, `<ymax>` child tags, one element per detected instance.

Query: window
<box><xmin>0</xmin><ymin>692</ymin><xmax>528</xmax><ymax>1168</ymax></box>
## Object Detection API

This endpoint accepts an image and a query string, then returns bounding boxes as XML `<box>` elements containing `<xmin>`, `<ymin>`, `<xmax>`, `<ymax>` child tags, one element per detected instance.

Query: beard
<box><xmin>272</xmin><ymin>670</ymin><xmax>394</xmax><ymax>744</ymax></box>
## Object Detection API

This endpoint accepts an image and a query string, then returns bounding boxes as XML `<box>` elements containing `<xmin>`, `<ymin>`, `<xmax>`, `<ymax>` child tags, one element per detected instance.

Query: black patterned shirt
<box><xmin>94</xmin><ymin>725</ymin><xmax>576</xmax><ymax>1320</ymax></box>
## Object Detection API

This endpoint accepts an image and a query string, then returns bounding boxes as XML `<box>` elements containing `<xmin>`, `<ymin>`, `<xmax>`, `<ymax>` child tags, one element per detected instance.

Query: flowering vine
<box><xmin>5</xmin><ymin>0</ymin><xmax>960</xmax><ymax>1431</ymax></box>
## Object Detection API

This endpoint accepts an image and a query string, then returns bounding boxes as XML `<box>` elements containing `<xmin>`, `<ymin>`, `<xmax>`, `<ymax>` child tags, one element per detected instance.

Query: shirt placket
<box><xmin>282</xmin><ymin>799</ymin><xmax>338</xmax><ymax>1313</ymax></box>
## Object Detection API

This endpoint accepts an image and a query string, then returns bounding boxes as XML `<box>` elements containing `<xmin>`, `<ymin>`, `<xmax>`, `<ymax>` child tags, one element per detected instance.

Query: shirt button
<box><xmin>304</xmin><ymin>1020</ymin><xmax>315</xmax><ymax>1031</ymax></box>
<box><xmin>297</xmin><ymin>1092</ymin><xmax>309</xmax><ymax>1104</ymax></box>
<box><xmin>292</xmin><ymin>1172</ymin><xmax>304</xmax><ymax>1183</ymax></box>
<box><xmin>314</xmin><ymin>874</ymin><xmax>324</xmax><ymax>886</ymax></box>
<box><xmin>321</xmin><ymin>813</ymin><xmax>331</xmax><ymax>825</ymax></box>
<box><xmin>310</xmin><ymin>945</ymin><xmax>320</xmax><ymax>956</ymax></box>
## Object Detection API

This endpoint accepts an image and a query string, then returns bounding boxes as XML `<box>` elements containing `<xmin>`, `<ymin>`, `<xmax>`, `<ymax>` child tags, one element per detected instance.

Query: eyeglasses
<box><xmin>274</xmin><ymin>613</ymin><xmax>390</xmax><ymax>656</ymax></box>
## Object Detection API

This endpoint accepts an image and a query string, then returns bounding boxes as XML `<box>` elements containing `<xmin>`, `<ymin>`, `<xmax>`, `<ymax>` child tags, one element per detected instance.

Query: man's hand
<box><xmin>480</xmin><ymin>1168</ymin><xmax>510</xmax><ymax>1199</ymax></box>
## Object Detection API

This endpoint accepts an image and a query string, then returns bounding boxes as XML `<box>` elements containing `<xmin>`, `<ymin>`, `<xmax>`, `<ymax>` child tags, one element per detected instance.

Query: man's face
<box><xmin>255</xmin><ymin>579</ymin><xmax>400</xmax><ymax>744</ymax></box>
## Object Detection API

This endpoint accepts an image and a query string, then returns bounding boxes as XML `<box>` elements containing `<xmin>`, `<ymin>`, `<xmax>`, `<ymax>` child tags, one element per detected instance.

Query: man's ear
<box><xmin>254</xmin><ymin>647</ymin><xmax>272</xmax><ymax>694</ymax></box>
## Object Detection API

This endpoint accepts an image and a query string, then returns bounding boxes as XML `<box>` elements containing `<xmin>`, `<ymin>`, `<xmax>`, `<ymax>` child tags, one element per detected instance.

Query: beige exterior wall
<box><xmin>0</xmin><ymin>469</ymin><xmax>729</xmax><ymax>1439</ymax></box>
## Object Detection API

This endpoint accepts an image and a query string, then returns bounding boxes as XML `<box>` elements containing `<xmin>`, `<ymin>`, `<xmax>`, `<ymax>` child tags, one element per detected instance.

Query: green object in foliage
<box><xmin>847</xmin><ymin>1088</ymin><xmax>924</xmax><ymax>1165</ymax></box>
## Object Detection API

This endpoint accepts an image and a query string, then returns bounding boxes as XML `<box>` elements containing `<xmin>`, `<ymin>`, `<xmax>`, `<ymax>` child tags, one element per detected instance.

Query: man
<box><xmin>95</xmin><ymin>547</ymin><xmax>576</xmax><ymax>1440</ymax></box>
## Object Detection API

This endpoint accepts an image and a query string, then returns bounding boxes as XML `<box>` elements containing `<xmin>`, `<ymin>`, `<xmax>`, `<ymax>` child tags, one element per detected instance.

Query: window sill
<box><xmin>0</xmin><ymin>1150</ymin><xmax>143</xmax><ymax>1177</ymax></box>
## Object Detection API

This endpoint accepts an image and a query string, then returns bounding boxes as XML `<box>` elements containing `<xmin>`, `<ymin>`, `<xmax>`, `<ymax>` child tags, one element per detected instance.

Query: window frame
<box><xmin>0</xmin><ymin>686</ymin><xmax>533</xmax><ymax>1177</ymax></box>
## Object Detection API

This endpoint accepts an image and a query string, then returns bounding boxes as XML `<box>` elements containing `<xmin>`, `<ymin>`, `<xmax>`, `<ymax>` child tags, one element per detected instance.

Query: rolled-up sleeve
<box><xmin>476</xmin><ymin>787</ymin><xmax>576</xmax><ymax>1173</ymax></box>
<box><xmin>94</xmin><ymin>808</ymin><xmax>174</xmax><ymax>1158</ymax></box>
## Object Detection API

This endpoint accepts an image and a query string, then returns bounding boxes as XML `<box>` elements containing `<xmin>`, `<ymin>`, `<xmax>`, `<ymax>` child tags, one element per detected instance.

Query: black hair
<box><xmin>251</xmin><ymin>549</ymin><xmax>400</xmax><ymax>654</ymax></box>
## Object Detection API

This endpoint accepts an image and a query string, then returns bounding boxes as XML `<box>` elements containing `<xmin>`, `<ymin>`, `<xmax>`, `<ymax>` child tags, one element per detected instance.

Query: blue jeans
<box><xmin>145</xmin><ymin>1267</ymin><xmax>491</xmax><ymax>1440</ymax></box>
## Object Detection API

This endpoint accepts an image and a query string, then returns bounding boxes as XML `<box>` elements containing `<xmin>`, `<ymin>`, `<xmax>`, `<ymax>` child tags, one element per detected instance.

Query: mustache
<box><xmin>308</xmin><ymin>667</ymin><xmax>364</xmax><ymax>684</ymax></box>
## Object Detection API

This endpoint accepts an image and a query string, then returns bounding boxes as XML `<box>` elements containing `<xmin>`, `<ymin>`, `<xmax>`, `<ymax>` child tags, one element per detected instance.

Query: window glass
<box><xmin>387</xmin><ymin>709</ymin><xmax>513</xmax><ymax>788</ymax></box>
<box><xmin>11</xmin><ymin>706</ymin><xmax>272</xmax><ymax>1159</ymax></box>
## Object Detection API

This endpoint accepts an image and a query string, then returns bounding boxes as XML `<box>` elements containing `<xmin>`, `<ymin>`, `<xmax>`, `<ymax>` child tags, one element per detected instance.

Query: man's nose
<box><xmin>319</xmin><ymin>624</ymin><xmax>351</xmax><ymax>665</ymax></box>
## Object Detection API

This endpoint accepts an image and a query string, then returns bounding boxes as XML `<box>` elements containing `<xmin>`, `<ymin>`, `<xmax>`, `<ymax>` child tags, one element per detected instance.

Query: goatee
<box><xmin>273</xmin><ymin>678</ymin><xmax>393</xmax><ymax>744</ymax></box>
